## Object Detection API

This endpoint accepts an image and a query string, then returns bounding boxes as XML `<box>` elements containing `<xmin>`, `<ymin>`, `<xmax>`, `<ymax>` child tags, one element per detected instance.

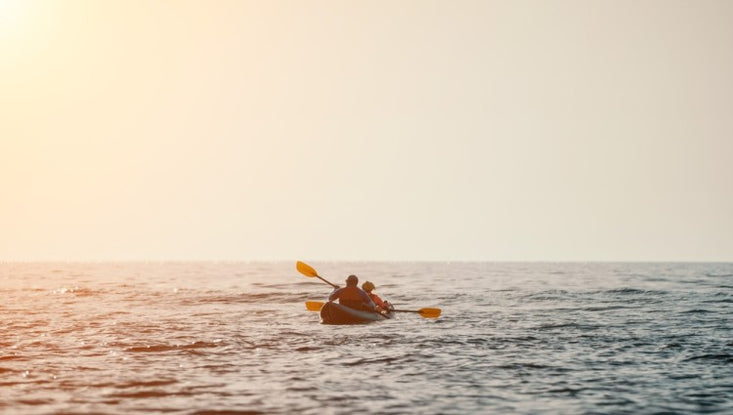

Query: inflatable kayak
<box><xmin>320</xmin><ymin>301</ymin><xmax>394</xmax><ymax>325</ymax></box>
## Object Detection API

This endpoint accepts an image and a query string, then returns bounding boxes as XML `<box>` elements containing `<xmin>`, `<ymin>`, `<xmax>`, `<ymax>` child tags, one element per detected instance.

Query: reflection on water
<box><xmin>1</xmin><ymin>262</ymin><xmax>731</xmax><ymax>414</ymax></box>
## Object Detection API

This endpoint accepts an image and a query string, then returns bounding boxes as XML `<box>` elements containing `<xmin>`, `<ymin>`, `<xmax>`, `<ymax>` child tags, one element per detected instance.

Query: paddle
<box><xmin>392</xmin><ymin>308</ymin><xmax>442</xmax><ymax>318</ymax></box>
<box><xmin>296</xmin><ymin>261</ymin><xmax>338</xmax><ymax>288</ymax></box>
<box><xmin>305</xmin><ymin>301</ymin><xmax>324</xmax><ymax>311</ymax></box>
<box><xmin>304</xmin><ymin>301</ymin><xmax>441</xmax><ymax>319</ymax></box>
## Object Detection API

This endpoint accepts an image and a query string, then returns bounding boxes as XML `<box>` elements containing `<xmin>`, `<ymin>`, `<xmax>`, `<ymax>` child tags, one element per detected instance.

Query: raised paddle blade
<box><xmin>305</xmin><ymin>301</ymin><xmax>324</xmax><ymax>311</ymax></box>
<box><xmin>296</xmin><ymin>261</ymin><xmax>319</xmax><ymax>277</ymax></box>
<box><xmin>296</xmin><ymin>261</ymin><xmax>339</xmax><ymax>288</ymax></box>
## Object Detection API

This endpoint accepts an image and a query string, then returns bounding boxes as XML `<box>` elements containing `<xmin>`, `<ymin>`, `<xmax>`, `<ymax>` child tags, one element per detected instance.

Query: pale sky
<box><xmin>1</xmin><ymin>0</ymin><xmax>732</xmax><ymax>261</ymax></box>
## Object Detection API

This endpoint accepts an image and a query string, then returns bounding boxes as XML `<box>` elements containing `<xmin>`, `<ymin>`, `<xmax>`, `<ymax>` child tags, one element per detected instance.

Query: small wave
<box><xmin>71</xmin><ymin>366</ymin><xmax>102</xmax><ymax>372</ymax></box>
<box><xmin>115</xmin><ymin>379</ymin><xmax>178</xmax><ymax>389</ymax></box>
<box><xmin>603</xmin><ymin>288</ymin><xmax>668</xmax><ymax>295</ymax></box>
<box><xmin>251</xmin><ymin>282</ymin><xmax>306</xmax><ymax>290</ymax></box>
<box><xmin>107</xmin><ymin>390</ymin><xmax>175</xmax><ymax>398</ymax></box>
<box><xmin>522</xmin><ymin>290</ymin><xmax>570</xmax><ymax>301</ymax></box>
<box><xmin>342</xmin><ymin>356</ymin><xmax>402</xmax><ymax>366</ymax></box>
<box><xmin>681</xmin><ymin>392</ymin><xmax>729</xmax><ymax>406</ymax></box>
<box><xmin>681</xmin><ymin>308</ymin><xmax>713</xmax><ymax>314</ymax></box>
<box><xmin>50</xmin><ymin>286</ymin><xmax>100</xmax><ymax>296</ymax></box>
<box><xmin>706</xmin><ymin>273</ymin><xmax>733</xmax><ymax>278</ymax></box>
<box><xmin>661</xmin><ymin>342</ymin><xmax>683</xmax><ymax>349</ymax></box>
<box><xmin>534</xmin><ymin>322</ymin><xmax>601</xmax><ymax>331</ymax></box>
<box><xmin>183</xmin><ymin>341</ymin><xmax>223</xmax><ymax>349</ymax></box>
<box><xmin>179</xmin><ymin>292</ymin><xmax>308</xmax><ymax>305</ymax></box>
<box><xmin>465</xmin><ymin>337</ymin><xmax>494</xmax><ymax>345</ymax></box>
<box><xmin>667</xmin><ymin>373</ymin><xmax>699</xmax><ymax>380</ymax></box>
<box><xmin>14</xmin><ymin>399</ymin><xmax>55</xmax><ymax>406</ymax></box>
<box><xmin>125</xmin><ymin>341</ymin><xmax>222</xmax><ymax>353</ymax></box>
<box><xmin>546</xmin><ymin>387</ymin><xmax>586</xmax><ymax>396</ymax></box>
<box><xmin>583</xmin><ymin>305</ymin><xmax>634</xmax><ymax>312</ymax></box>
<box><xmin>320</xmin><ymin>336</ymin><xmax>357</xmax><ymax>346</ymax></box>
<box><xmin>704</xmin><ymin>299</ymin><xmax>733</xmax><ymax>305</ymax></box>
<box><xmin>496</xmin><ymin>362</ymin><xmax>554</xmax><ymax>370</ymax></box>
<box><xmin>286</xmin><ymin>385</ymin><xmax>319</xmax><ymax>392</ymax></box>
<box><xmin>684</xmin><ymin>353</ymin><xmax>733</xmax><ymax>363</ymax></box>
<box><xmin>684</xmin><ymin>392</ymin><xmax>718</xmax><ymax>398</ymax></box>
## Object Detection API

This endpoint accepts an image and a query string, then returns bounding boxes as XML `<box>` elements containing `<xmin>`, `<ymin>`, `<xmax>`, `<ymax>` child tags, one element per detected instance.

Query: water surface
<box><xmin>1</xmin><ymin>262</ymin><xmax>731</xmax><ymax>414</ymax></box>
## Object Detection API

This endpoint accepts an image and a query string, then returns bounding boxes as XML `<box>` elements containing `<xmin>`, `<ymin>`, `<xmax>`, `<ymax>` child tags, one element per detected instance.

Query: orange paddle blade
<box><xmin>296</xmin><ymin>261</ymin><xmax>319</xmax><ymax>278</ymax></box>
<box><xmin>418</xmin><ymin>308</ymin><xmax>441</xmax><ymax>318</ymax></box>
<box><xmin>305</xmin><ymin>301</ymin><xmax>324</xmax><ymax>311</ymax></box>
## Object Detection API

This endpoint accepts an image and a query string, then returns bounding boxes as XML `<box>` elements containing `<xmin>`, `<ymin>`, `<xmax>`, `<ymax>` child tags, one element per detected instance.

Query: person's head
<box><xmin>346</xmin><ymin>274</ymin><xmax>358</xmax><ymax>286</ymax></box>
<box><xmin>362</xmin><ymin>281</ymin><xmax>375</xmax><ymax>292</ymax></box>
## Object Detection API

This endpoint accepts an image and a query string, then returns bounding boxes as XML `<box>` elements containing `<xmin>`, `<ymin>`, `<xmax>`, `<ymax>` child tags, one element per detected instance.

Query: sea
<box><xmin>1</xmin><ymin>261</ymin><xmax>731</xmax><ymax>414</ymax></box>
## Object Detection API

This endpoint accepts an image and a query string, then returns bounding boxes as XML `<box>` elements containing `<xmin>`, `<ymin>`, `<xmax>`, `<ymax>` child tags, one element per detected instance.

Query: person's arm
<box><xmin>373</xmin><ymin>294</ymin><xmax>387</xmax><ymax>310</ymax></box>
<box><xmin>328</xmin><ymin>287</ymin><xmax>343</xmax><ymax>302</ymax></box>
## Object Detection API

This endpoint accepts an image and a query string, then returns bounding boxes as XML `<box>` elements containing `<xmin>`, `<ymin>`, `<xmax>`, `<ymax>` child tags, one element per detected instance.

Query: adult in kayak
<box><xmin>362</xmin><ymin>281</ymin><xmax>392</xmax><ymax>313</ymax></box>
<box><xmin>329</xmin><ymin>275</ymin><xmax>377</xmax><ymax>312</ymax></box>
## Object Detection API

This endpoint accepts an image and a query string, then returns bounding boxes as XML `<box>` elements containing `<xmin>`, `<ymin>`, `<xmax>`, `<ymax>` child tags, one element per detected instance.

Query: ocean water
<box><xmin>1</xmin><ymin>261</ymin><xmax>731</xmax><ymax>414</ymax></box>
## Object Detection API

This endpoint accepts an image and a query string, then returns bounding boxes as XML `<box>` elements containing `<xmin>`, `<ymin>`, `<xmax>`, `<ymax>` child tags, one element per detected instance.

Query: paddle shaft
<box><xmin>392</xmin><ymin>308</ymin><xmax>442</xmax><ymax>318</ymax></box>
<box><xmin>316</xmin><ymin>275</ymin><xmax>338</xmax><ymax>289</ymax></box>
<box><xmin>297</xmin><ymin>261</ymin><xmax>339</xmax><ymax>288</ymax></box>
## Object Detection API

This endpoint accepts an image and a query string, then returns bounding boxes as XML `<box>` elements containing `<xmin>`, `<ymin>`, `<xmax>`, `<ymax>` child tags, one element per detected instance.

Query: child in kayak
<box><xmin>329</xmin><ymin>275</ymin><xmax>377</xmax><ymax>312</ymax></box>
<box><xmin>361</xmin><ymin>281</ymin><xmax>392</xmax><ymax>313</ymax></box>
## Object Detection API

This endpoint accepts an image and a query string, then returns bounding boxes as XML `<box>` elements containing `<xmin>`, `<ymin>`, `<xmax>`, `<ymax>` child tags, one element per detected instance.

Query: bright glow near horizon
<box><xmin>1</xmin><ymin>1</ymin><xmax>732</xmax><ymax>261</ymax></box>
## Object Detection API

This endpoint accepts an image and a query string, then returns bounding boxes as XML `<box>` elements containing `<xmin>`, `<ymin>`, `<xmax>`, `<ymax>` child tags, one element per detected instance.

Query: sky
<box><xmin>1</xmin><ymin>0</ymin><xmax>732</xmax><ymax>262</ymax></box>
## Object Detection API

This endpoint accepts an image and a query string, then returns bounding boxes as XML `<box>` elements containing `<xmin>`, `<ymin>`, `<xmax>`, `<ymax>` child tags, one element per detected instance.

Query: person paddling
<box><xmin>329</xmin><ymin>275</ymin><xmax>376</xmax><ymax>312</ymax></box>
<box><xmin>362</xmin><ymin>281</ymin><xmax>392</xmax><ymax>313</ymax></box>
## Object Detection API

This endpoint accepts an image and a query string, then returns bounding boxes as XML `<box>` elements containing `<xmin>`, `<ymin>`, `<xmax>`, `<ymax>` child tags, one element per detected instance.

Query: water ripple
<box><xmin>0</xmin><ymin>262</ymin><xmax>731</xmax><ymax>414</ymax></box>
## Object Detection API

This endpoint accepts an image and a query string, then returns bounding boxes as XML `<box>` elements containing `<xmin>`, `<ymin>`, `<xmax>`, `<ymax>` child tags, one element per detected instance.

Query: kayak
<box><xmin>320</xmin><ymin>301</ymin><xmax>394</xmax><ymax>325</ymax></box>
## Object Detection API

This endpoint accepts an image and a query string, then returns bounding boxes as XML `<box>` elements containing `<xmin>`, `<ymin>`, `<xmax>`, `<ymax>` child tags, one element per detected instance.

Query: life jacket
<box><xmin>338</xmin><ymin>286</ymin><xmax>367</xmax><ymax>310</ymax></box>
<box><xmin>367</xmin><ymin>292</ymin><xmax>387</xmax><ymax>309</ymax></box>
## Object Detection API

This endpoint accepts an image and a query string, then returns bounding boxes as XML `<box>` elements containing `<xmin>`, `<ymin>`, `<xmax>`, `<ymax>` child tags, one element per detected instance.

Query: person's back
<box><xmin>335</xmin><ymin>285</ymin><xmax>367</xmax><ymax>310</ymax></box>
<box><xmin>329</xmin><ymin>275</ymin><xmax>376</xmax><ymax>311</ymax></box>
